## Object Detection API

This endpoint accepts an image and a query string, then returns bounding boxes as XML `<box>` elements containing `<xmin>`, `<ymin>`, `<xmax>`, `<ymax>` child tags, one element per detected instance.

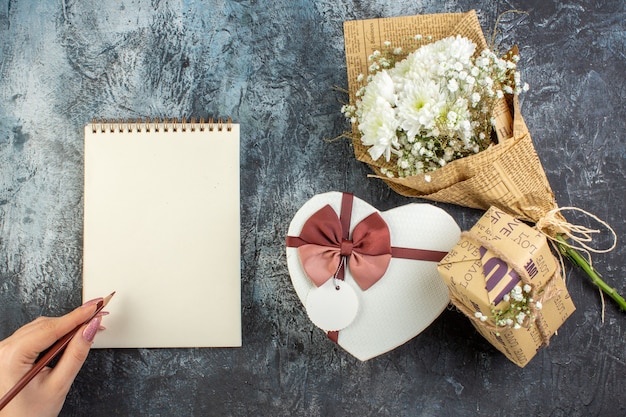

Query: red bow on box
<box><xmin>287</xmin><ymin>193</ymin><xmax>448</xmax><ymax>290</ymax></box>
<box><xmin>287</xmin><ymin>204</ymin><xmax>391</xmax><ymax>290</ymax></box>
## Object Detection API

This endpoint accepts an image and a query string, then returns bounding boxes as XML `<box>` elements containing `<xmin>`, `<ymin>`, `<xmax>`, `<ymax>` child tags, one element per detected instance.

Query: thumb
<box><xmin>45</xmin><ymin>315</ymin><xmax>102</xmax><ymax>394</ymax></box>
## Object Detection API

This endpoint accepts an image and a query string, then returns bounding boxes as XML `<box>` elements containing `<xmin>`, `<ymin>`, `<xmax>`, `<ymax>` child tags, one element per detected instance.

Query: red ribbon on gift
<box><xmin>286</xmin><ymin>193</ymin><xmax>449</xmax><ymax>343</ymax></box>
<box><xmin>287</xmin><ymin>202</ymin><xmax>391</xmax><ymax>291</ymax></box>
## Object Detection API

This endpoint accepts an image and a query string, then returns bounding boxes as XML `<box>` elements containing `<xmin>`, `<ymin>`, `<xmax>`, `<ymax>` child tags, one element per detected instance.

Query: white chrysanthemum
<box><xmin>361</xmin><ymin>70</ymin><xmax>396</xmax><ymax>105</ymax></box>
<box><xmin>395</xmin><ymin>78</ymin><xmax>444</xmax><ymax>140</ymax></box>
<box><xmin>358</xmin><ymin>96</ymin><xmax>399</xmax><ymax>162</ymax></box>
<box><xmin>448</xmin><ymin>35</ymin><xmax>477</xmax><ymax>62</ymax></box>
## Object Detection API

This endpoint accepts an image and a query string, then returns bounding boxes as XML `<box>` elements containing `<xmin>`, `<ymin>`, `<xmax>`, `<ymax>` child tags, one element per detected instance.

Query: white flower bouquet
<box><xmin>342</xmin><ymin>11</ymin><xmax>624</xmax><ymax>311</ymax></box>
<box><xmin>343</xmin><ymin>34</ymin><xmax>527</xmax><ymax>178</ymax></box>
<box><xmin>343</xmin><ymin>11</ymin><xmax>556</xmax><ymax>224</ymax></box>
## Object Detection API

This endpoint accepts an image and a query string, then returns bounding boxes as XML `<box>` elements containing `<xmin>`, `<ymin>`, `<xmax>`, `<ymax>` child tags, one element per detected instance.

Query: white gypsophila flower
<box><xmin>474</xmin><ymin>312</ymin><xmax>483</xmax><ymax>318</ymax></box>
<box><xmin>523</xmin><ymin>284</ymin><xmax>532</xmax><ymax>293</ymax></box>
<box><xmin>447</xmin><ymin>78</ymin><xmax>459</xmax><ymax>93</ymax></box>
<box><xmin>535</xmin><ymin>301</ymin><xmax>542</xmax><ymax>310</ymax></box>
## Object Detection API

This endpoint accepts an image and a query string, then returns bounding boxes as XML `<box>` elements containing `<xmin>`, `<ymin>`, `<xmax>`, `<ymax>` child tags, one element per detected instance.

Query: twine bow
<box><xmin>536</xmin><ymin>206</ymin><xmax>623</xmax><ymax>317</ymax></box>
<box><xmin>536</xmin><ymin>206</ymin><xmax>617</xmax><ymax>267</ymax></box>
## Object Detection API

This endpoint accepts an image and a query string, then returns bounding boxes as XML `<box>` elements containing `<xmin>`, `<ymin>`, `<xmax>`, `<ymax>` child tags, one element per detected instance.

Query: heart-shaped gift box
<box><xmin>286</xmin><ymin>192</ymin><xmax>461</xmax><ymax>360</ymax></box>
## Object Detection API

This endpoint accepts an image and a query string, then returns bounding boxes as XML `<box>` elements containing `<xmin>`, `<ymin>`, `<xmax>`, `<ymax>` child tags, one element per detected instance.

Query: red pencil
<box><xmin>0</xmin><ymin>292</ymin><xmax>115</xmax><ymax>410</ymax></box>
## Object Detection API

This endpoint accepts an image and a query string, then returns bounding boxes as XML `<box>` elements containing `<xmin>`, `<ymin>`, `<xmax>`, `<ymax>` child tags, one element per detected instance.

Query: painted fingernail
<box><xmin>83</xmin><ymin>316</ymin><xmax>102</xmax><ymax>342</ymax></box>
<box><xmin>82</xmin><ymin>297</ymin><xmax>103</xmax><ymax>308</ymax></box>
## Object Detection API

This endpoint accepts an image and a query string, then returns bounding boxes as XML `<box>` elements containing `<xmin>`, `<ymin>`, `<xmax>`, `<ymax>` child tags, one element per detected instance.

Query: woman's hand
<box><xmin>0</xmin><ymin>299</ymin><xmax>105</xmax><ymax>417</ymax></box>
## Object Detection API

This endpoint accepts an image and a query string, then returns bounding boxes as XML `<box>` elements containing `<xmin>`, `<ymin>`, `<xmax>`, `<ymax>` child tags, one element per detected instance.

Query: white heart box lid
<box><xmin>286</xmin><ymin>192</ymin><xmax>461</xmax><ymax>361</ymax></box>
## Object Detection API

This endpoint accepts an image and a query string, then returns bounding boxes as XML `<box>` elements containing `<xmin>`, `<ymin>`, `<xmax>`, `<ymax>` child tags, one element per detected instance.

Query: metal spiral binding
<box><xmin>91</xmin><ymin>117</ymin><xmax>233</xmax><ymax>133</ymax></box>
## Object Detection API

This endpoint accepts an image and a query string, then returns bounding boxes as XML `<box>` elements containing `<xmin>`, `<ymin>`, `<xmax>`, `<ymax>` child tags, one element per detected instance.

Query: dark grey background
<box><xmin>1</xmin><ymin>1</ymin><xmax>624</xmax><ymax>416</ymax></box>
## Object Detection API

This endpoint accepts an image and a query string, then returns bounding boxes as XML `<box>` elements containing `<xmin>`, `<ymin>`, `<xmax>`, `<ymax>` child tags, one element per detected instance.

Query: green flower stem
<box><xmin>556</xmin><ymin>234</ymin><xmax>626</xmax><ymax>311</ymax></box>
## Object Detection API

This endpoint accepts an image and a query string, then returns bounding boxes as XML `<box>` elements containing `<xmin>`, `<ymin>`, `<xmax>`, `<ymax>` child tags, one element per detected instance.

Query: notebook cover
<box><xmin>83</xmin><ymin>120</ymin><xmax>241</xmax><ymax>348</ymax></box>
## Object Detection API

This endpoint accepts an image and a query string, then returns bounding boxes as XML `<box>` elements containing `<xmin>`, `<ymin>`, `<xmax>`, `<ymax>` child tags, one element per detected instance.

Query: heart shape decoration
<box><xmin>286</xmin><ymin>192</ymin><xmax>461</xmax><ymax>361</ymax></box>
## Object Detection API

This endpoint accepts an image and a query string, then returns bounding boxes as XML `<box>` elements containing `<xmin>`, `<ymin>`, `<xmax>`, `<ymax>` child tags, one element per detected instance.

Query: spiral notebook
<box><xmin>83</xmin><ymin>118</ymin><xmax>241</xmax><ymax>348</ymax></box>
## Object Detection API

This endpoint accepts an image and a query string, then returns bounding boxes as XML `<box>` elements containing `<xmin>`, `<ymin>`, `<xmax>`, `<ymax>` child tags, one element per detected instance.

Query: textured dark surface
<box><xmin>1</xmin><ymin>1</ymin><xmax>625</xmax><ymax>416</ymax></box>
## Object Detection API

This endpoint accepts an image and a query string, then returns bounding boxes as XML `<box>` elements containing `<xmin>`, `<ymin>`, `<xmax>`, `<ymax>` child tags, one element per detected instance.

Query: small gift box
<box><xmin>437</xmin><ymin>206</ymin><xmax>575</xmax><ymax>367</ymax></box>
<box><xmin>286</xmin><ymin>192</ymin><xmax>460</xmax><ymax>360</ymax></box>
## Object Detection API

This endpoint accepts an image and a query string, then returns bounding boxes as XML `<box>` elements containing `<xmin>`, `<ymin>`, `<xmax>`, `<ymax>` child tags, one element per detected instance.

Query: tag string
<box><xmin>332</xmin><ymin>256</ymin><xmax>347</xmax><ymax>290</ymax></box>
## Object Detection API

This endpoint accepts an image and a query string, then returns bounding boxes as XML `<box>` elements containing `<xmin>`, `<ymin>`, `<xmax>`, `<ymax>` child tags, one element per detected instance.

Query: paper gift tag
<box><xmin>305</xmin><ymin>279</ymin><xmax>359</xmax><ymax>331</ymax></box>
<box><xmin>286</xmin><ymin>192</ymin><xmax>461</xmax><ymax>361</ymax></box>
